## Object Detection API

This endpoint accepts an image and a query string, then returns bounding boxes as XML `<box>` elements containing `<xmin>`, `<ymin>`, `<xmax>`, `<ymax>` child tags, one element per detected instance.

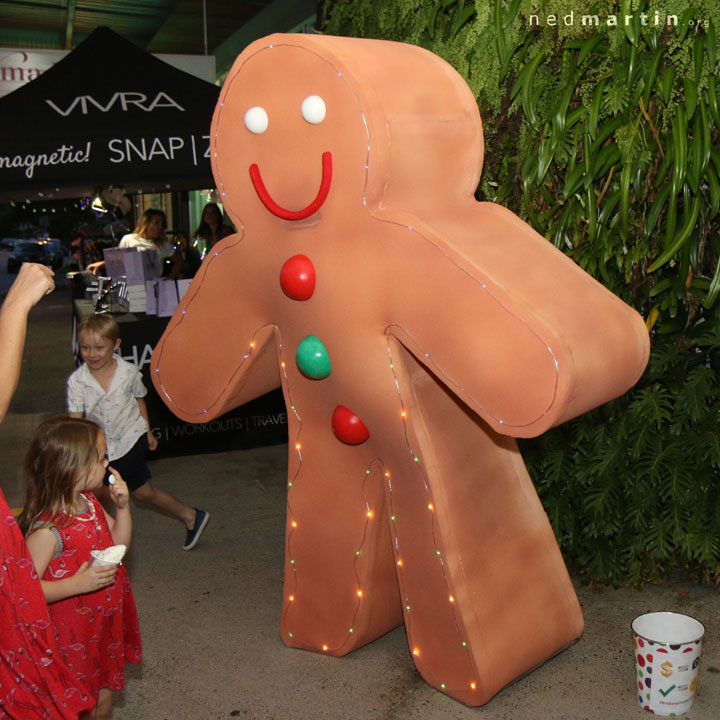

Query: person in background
<box><xmin>71</xmin><ymin>225</ymin><xmax>101</xmax><ymax>271</ymax></box>
<box><xmin>67</xmin><ymin>313</ymin><xmax>210</xmax><ymax>551</ymax></box>
<box><xmin>0</xmin><ymin>264</ymin><xmax>95</xmax><ymax>719</ymax></box>
<box><xmin>169</xmin><ymin>232</ymin><xmax>202</xmax><ymax>279</ymax></box>
<box><xmin>192</xmin><ymin>202</ymin><xmax>233</xmax><ymax>261</ymax></box>
<box><xmin>19</xmin><ymin>416</ymin><xmax>141</xmax><ymax>720</ymax></box>
<box><xmin>119</xmin><ymin>209</ymin><xmax>181</xmax><ymax>277</ymax></box>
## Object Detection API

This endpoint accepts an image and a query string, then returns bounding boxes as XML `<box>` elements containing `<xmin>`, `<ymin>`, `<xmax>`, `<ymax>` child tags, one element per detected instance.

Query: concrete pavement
<box><xmin>1</xmin><ymin>275</ymin><xmax>718</xmax><ymax>719</ymax></box>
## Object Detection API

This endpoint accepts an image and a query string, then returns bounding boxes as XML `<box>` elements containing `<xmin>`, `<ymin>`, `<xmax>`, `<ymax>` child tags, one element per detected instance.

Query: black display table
<box><xmin>72</xmin><ymin>300</ymin><xmax>288</xmax><ymax>459</ymax></box>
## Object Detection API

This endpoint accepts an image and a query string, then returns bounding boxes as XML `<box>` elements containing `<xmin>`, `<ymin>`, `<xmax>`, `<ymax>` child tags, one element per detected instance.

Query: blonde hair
<box><xmin>134</xmin><ymin>208</ymin><xmax>167</xmax><ymax>246</ymax></box>
<box><xmin>76</xmin><ymin>313</ymin><xmax>119</xmax><ymax>344</ymax></box>
<box><xmin>18</xmin><ymin>416</ymin><xmax>102</xmax><ymax>537</ymax></box>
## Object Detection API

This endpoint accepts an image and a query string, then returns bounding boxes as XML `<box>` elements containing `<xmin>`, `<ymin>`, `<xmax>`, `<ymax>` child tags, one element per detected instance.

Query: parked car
<box><xmin>39</xmin><ymin>238</ymin><xmax>66</xmax><ymax>269</ymax></box>
<box><xmin>0</xmin><ymin>238</ymin><xmax>19</xmax><ymax>250</ymax></box>
<box><xmin>6</xmin><ymin>241</ymin><xmax>51</xmax><ymax>273</ymax></box>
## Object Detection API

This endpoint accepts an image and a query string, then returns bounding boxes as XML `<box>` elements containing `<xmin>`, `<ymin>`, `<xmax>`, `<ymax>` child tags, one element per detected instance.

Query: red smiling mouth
<box><xmin>249</xmin><ymin>152</ymin><xmax>332</xmax><ymax>221</ymax></box>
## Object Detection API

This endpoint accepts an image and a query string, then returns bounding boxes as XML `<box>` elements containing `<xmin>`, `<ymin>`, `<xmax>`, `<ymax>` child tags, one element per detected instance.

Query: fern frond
<box><xmin>629</xmin><ymin>386</ymin><xmax>674</xmax><ymax>429</ymax></box>
<box><xmin>675</xmin><ymin>366</ymin><xmax>716</xmax><ymax>423</ymax></box>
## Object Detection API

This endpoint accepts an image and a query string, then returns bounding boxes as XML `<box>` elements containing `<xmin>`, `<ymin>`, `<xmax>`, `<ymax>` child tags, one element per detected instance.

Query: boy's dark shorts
<box><xmin>109</xmin><ymin>433</ymin><xmax>152</xmax><ymax>492</ymax></box>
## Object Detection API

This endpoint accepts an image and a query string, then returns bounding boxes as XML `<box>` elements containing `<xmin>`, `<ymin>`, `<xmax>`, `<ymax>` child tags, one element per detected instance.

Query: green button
<box><xmin>296</xmin><ymin>335</ymin><xmax>331</xmax><ymax>379</ymax></box>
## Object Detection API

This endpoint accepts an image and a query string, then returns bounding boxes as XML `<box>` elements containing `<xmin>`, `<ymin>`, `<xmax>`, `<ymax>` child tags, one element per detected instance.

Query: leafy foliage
<box><xmin>521</xmin><ymin>330</ymin><xmax>720</xmax><ymax>586</ymax></box>
<box><xmin>319</xmin><ymin>0</ymin><xmax>720</xmax><ymax>585</ymax></box>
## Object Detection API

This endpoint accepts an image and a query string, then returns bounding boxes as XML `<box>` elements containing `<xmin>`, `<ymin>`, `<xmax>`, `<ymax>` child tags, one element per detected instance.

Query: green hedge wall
<box><xmin>319</xmin><ymin>0</ymin><xmax>720</xmax><ymax>586</ymax></box>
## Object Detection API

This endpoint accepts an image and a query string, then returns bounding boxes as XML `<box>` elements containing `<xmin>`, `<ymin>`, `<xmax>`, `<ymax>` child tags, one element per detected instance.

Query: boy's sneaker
<box><xmin>183</xmin><ymin>509</ymin><xmax>210</xmax><ymax>550</ymax></box>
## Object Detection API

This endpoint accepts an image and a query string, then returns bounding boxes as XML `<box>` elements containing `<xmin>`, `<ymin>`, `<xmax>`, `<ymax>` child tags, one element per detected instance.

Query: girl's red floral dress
<box><xmin>41</xmin><ymin>492</ymin><xmax>141</xmax><ymax>695</ymax></box>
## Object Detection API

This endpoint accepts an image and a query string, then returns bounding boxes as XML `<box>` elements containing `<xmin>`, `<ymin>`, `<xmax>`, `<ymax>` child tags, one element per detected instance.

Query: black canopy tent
<box><xmin>0</xmin><ymin>26</ymin><xmax>220</xmax><ymax>203</ymax></box>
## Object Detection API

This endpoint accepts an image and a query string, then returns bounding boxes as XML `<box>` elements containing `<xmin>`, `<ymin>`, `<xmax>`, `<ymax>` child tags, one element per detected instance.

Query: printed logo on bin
<box><xmin>661</xmin><ymin>661</ymin><xmax>673</xmax><ymax>677</ymax></box>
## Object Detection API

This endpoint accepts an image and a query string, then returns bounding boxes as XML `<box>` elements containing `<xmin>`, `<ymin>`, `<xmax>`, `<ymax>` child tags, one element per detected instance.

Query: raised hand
<box><xmin>106</xmin><ymin>468</ymin><xmax>129</xmax><ymax>509</ymax></box>
<box><xmin>5</xmin><ymin>262</ymin><xmax>54</xmax><ymax>310</ymax></box>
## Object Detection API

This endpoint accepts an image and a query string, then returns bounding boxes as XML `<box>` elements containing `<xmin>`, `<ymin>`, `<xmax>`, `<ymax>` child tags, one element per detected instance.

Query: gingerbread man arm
<box><xmin>150</xmin><ymin>234</ymin><xmax>281</xmax><ymax>422</ymax></box>
<box><xmin>375</xmin><ymin>204</ymin><xmax>650</xmax><ymax>438</ymax></box>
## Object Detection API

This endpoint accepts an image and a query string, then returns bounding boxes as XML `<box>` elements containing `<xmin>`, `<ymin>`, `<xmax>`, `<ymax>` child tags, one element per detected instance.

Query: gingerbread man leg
<box><xmin>280</xmin><ymin>440</ymin><xmax>403</xmax><ymax>653</ymax></box>
<box><xmin>385</xmin><ymin>338</ymin><xmax>583</xmax><ymax>703</ymax></box>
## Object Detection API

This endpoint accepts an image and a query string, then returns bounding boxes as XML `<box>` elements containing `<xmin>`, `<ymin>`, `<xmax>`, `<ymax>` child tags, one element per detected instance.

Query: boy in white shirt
<box><xmin>68</xmin><ymin>313</ymin><xmax>209</xmax><ymax>550</ymax></box>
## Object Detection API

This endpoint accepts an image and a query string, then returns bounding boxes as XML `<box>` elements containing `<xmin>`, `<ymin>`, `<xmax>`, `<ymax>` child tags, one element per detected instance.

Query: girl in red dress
<box><xmin>18</xmin><ymin>417</ymin><xmax>141</xmax><ymax>720</ymax></box>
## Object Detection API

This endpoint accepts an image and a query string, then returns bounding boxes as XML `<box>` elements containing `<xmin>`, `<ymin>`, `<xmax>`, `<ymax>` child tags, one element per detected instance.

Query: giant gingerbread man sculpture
<box><xmin>151</xmin><ymin>34</ymin><xmax>650</xmax><ymax>705</ymax></box>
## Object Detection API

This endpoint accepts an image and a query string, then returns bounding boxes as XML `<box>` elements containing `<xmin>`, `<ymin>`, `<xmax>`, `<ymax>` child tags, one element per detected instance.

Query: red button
<box><xmin>332</xmin><ymin>405</ymin><xmax>370</xmax><ymax>445</ymax></box>
<box><xmin>280</xmin><ymin>255</ymin><xmax>316</xmax><ymax>300</ymax></box>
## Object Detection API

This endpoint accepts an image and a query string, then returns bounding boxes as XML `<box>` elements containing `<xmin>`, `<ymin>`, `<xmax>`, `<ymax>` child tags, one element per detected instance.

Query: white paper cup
<box><xmin>90</xmin><ymin>550</ymin><xmax>119</xmax><ymax>567</ymax></box>
<box><xmin>89</xmin><ymin>544</ymin><xmax>126</xmax><ymax>567</ymax></box>
<box><xmin>631</xmin><ymin>612</ymin><xmax>705</xmax><ymax>716</ymax></box>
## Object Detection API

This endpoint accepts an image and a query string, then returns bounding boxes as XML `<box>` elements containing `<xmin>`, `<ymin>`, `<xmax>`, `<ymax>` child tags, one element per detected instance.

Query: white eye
<box><xmin>244</xmin><ymin>106</ymin><xmax>268</xmax><ymax>134</ymax></box>
<box><xmin>301</xmin><ymin>95</ymin><xmax>326</xmax><ymax>124</ymax></box>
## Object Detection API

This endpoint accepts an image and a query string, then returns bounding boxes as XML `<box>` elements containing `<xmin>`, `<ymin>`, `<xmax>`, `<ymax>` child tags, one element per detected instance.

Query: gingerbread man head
<box><xmin>213</xmin><ymin>35</ymin><xmax>483</xmax><ymax>227</ymax></box>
